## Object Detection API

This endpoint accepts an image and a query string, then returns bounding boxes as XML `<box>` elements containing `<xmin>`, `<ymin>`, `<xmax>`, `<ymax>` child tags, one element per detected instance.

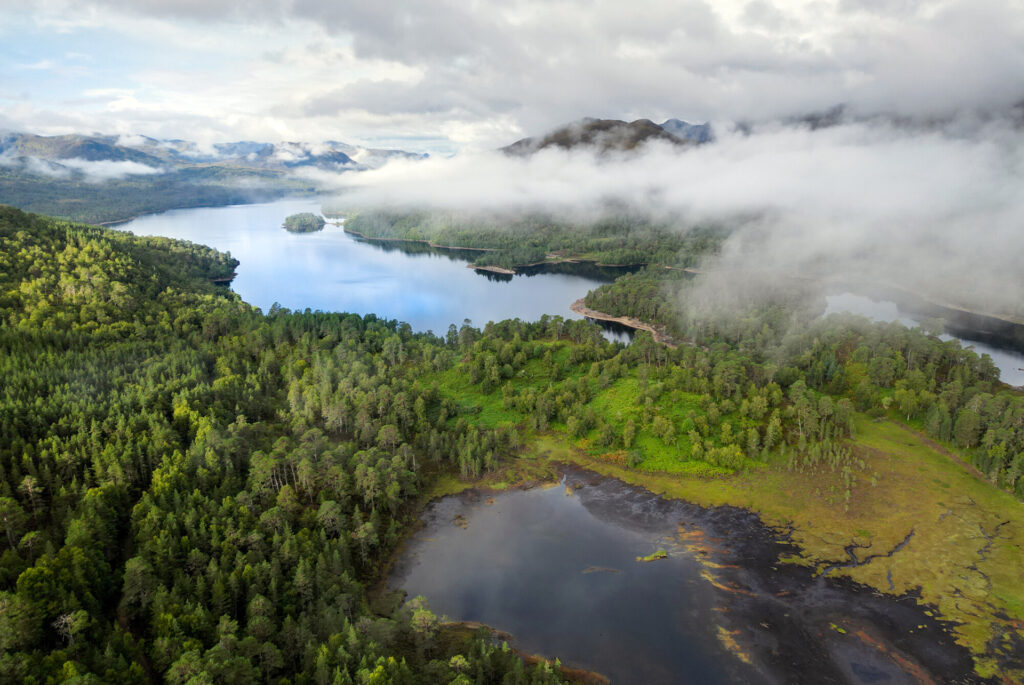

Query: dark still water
<box><xmin>114</xmin><ymin>199</ymin><xmax>628</xmax><ymax>336</ymax></box>
<box><xmin>390</xmin><ymin>478</ymin><xmax>757</xmax><ymax>684</ymax></box>
<box><xmin>389</xmin><ymin>469</ymin><xmax>972</xmax><ymax>685</ymax></box>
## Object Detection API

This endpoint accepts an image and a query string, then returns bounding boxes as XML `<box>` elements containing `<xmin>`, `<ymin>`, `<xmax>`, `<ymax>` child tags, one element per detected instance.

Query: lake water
<box><xmin>824</xmin><ymin>292</ymin><xmax>1024</xmax><ymax>387</ymax></box>
<box><xmin>389</xmin><ymin>468</ymin><xmax>971</xmax><ymax>684</ymax></box>
<box><xmin>114</xmin><ymin>199</ymin><xmax>632</xmax><ymax>338</ymax></box>
<box><xmin>113</xmin><ymin>202</ymin><xmax>1022</xmax><ymax>382</ymax></box>
<box><xmin>390</xmin><ymin>478</ymin><xmax>761</xmax><ymax>684</ymax></box>
<box><xmin>114</xmin><ymin>202</ymin><xmax>985</xmax><ymax>682</ymax></box>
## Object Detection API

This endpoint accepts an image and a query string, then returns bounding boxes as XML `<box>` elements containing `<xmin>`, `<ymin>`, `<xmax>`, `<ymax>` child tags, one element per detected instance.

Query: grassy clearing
<box><xmin>431</xmin><ymin>366</ymin><xmax>519</xmax><ymax>429</ymax></box>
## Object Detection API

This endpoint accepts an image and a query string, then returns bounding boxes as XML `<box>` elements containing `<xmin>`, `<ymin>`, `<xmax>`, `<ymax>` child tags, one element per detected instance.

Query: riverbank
<box><xmin>469</xmin><ymin>264</ymin><xmax>516</xmax><ymax>275</ymax></box>
<box><xmin>344</xmin><ymin>227</ymin><xmax>647</xmax><ymax>275</ymax></box>
<box><xmin>98</xmin><ymin>207</ymin><xmax>224</xmax><ymax>227</ymax></box>
<box><xmin>343</xmin><ymin>227</ymin><xmax>495</xmax><ymax>252</ymax></box>
<box><xmin>406</xmin><ymin>347</ymin><xmax>1024</xmax><ymax>680</ymax></box>
<box><xmin>570</xmin><ymin>298</ymin><xmax>680</xmax><ymax>347</ymax></box>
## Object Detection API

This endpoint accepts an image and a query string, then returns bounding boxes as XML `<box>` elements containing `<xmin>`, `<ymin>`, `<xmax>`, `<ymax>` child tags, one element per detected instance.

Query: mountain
<box><xmin>0</xmin><ymin>132</ymin><xmax>427</xmax><ymax>223</ymax></box>
<box><xmin>0</xmin><ymin>133</ymin><xmax>168</xmax><ymax>166</ymax></box>
<box><xmin>0</xmin><ymin>132</ymin><xmax>426</xmax><ymax>174</ymax></box>
<box><xmin>658</xmin><ymin>118</ymin><xmax>714</xmax><ymax>143</ymax></box>
<box><xmin>502</xmin><ymin>117</ymin><xmax>697</xmax><ymax>155</ymax></box>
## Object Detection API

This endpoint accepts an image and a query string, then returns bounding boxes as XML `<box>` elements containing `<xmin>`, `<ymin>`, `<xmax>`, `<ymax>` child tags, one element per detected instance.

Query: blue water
<box><xmin>114</xmin><ymin>199</ymin><xmax>624</xmax><ymax>337</ymax></box>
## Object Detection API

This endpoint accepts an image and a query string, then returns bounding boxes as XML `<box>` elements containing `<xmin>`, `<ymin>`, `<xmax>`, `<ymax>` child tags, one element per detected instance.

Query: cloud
<box><xmin>0</xmin><ymin>150</ymin><xmax>71</xmax><ymax>178</ymax></box>
<box><xmin>322</xmin><ymin>113</ymin><xmax>1024</xmax><ymax>319</ymax></box>
<box><xmin>5</xmin><ymin>0</ymin><xmax>1024</xmax><ymax>150</ymax></box>
<box><xmin>0</xmin><ymin>149</ymin><xmax>164</xmax><ymax>181</ymax></box>
<box><xmin>60</xmin><ymin>157</ymin><xmax>164</xmax><ymax>180</ymax></box>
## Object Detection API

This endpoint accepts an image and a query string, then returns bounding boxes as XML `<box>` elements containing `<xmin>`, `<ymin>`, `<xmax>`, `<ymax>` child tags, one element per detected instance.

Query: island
<box><xmin>282</xmin><ymin>212</ymin><xmax>326</xmax><ymax>233</ymax></box>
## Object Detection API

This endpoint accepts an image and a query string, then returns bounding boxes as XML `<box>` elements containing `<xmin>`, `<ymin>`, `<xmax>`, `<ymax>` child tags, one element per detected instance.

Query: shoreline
<box><xmin>570</xmin><ymin>298</ymin><xmax>679</xmax><ymax>348</ymax></box>
<box><xmin>96</xmin><ymin>200</ymin><xmax>260</xmax><ymax>227</ymax></box>
<box><xmin>469</xmin><ymin>264</ymin><xmax>516</xmax><ymax>275</ymax></box>
<box><xmin>97</xmin><ymin>194</ymin><xmax>324</xmax><ymax>228</ymax></box>
<box><xmin>390</xmin><ymin>462</ymin><xmax>985</xmax><ymax>684</ymax></box>
<box><xmin>343</xmin><ymin>227</ymin><xmax>495</xmax><ymax>252</ymax></box>
<box><xmin>344</xmin><ymin>228</ymin><xmax>645</xmax><ymax>274</ymax></box>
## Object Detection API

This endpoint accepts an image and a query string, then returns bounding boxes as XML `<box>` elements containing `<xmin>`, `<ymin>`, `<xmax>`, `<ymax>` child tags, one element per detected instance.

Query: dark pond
<box><xmin>389</xmin><ymin>467</ymin><xmax>975</xmax><ymax>684</ymax></box>
<box><xmin>113</xmin><ymin>199</ymin><xmax>635</xmax><ymax>337</ymax></box>
<box><xmin>824</xmin><ymin>292</ymin><xmax>1024</xmax><ymax>387</ymax></box>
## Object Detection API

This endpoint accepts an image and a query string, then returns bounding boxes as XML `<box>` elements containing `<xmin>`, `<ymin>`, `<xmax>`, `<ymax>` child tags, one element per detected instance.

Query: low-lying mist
<box><xmin>0</xmin><ymin>151</ymin><xmax>165</xmax><ymax>182</ymax></box>
<box><xmin>319</xmin><ymin>114</ymin><xmax>1024</xmax><ymax>320</ymax></box>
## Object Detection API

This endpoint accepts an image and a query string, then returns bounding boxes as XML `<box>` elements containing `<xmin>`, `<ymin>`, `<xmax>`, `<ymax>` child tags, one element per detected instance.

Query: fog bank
<box><xmin>323</xmin><ymin>116</ymin><xmax>1024</xmax><ymax>319</ymax></box>
<box><xmin>0</xmin><ymin>151</ymin><xmax>165</xmax><ymax>182</ymax></box>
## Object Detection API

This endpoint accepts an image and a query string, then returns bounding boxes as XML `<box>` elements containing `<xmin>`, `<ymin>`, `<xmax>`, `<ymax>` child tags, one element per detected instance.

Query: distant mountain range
<box><xmin>0</xmin><ymin>118</ymin><xmax>718</xmax><ymax>223</ymax></box>
<box><xmin>0</xmin><ymin>132</ymin><xmax>428</xmax><ymax>224</ymax></box>
<box><xmin>501</xmin><ymin>117</ymin><xmax>713</xmax><ymax>155</ymax></box>
<box><xmin>0</xmin><ymin>132</ymin><xmax>427</xmax><ymax>177</ymax></box>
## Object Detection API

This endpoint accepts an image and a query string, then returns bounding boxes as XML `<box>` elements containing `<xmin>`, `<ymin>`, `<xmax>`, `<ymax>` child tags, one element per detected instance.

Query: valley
<box><xmin>2</xmin><ymin>194</ymin><xmax>1022</xmax><ymax>682</ymax></box>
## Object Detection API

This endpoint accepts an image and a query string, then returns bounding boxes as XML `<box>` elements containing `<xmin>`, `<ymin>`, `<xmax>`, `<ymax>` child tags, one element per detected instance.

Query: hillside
<box><xmin>0</xmin><ymin>206</ymin><xmax>575</xmax><ymax>683</ymax></box>
<box><xmin>1</xmin><ymin>205</ymin><xmax>1021</xmax><ymax>680</ymax></box>
<box><xmin>501</xmin><ymin>117</ymin><xmax>700</xmax><ymax>155</ymax></box>
<box><xmin>0</xmin><ymin>133</ymin><xmax>427</xmax><ymax>223</ymax></box>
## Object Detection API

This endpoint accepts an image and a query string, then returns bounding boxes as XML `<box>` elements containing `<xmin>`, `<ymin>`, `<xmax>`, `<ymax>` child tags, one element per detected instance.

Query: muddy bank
<box><xmin>563</xmin><ymin>464</ymin><xmax>986</xmax><ymax>684</ymax></box>
<box><xmin>390</xmin><ymin>464</ymin><xmax>990</xmax><ymax>684</ymax></box>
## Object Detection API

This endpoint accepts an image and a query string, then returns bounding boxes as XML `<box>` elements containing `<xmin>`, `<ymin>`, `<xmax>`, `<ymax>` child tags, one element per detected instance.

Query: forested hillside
<box><xmin>584</xmin><ymin>268</ymin><xmax>1024</xmax><ymax>496</ymax></box>
<box><xmin>0</xmin><ymin>166</ymin><xmax>315</xmax><ymax>225</ymax></box>
<box><xmin>0</xmin><ymin>207</ymin><xmax>567</xmax><ymax>683</ymax></box>
<box><xmin>340</xmin><ymin>211</ymin><xmax>726</xmax><ymax>270</ymax></box>
<box><xmin>1</xmin><ymin>206</ymin><xmax>1021</xmax><ymax>681</ymax></box>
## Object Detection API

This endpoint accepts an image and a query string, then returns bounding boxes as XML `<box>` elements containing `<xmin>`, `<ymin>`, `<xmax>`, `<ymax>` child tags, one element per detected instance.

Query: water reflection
<box><xmin>390</xmin><ymin>479</ymin><xmax>762</xmax><ymax>684</ymax></box>
<box><xmin>390</xmin><ymin>470</ymin><xmax>970</xmax><ymax>684</ymax></box>
<box><xmin>590</xmin><ymin>318</ymin><xmax>635</xmax><ymax>345</ymax></box>
<box><xmin>114</xmin><ymin>199</ymin><xmax>627</xmax><ymax>337</ymax></box>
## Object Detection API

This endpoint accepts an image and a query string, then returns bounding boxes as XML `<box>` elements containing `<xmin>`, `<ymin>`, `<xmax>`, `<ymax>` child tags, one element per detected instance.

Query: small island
<box><xmin>282</xmin><ymin>212</ymin><xmax>326</xmax><ymax>233</ymax></box>
<box><xmin>636</xmin><ymin>549</ymin><xmax>668</xmax><ymax>563</ymax></box>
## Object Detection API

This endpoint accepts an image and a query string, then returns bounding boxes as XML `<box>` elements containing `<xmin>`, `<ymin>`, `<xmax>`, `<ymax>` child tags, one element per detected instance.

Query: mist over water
<box><xmin>322</xmin><ymin>114</ymin><xmax>1024</xmax><ymax>323</ymax></box>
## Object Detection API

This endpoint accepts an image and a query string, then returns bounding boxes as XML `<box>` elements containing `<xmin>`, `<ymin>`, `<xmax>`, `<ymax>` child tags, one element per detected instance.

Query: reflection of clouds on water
<box><xmin>824</xmin><ymin>292</ymin><xmax>1024</xmax><ymax>387</ymax></box>
<box><xmin>391</xmin><ymin>479</ymin><xmax>734</xmax><ymax>685</ymax></box>
<box><xmin>114</xmin><ymin>199</ymin><xmax>615</xmax><ymax>334</ymax></box>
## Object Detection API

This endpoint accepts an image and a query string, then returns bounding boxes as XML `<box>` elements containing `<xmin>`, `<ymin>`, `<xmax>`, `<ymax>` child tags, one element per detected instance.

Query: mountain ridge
<box><xmin>501</xmin><ymin>116</ymin><xmax>713</xmax><ymax>155</ymax></box>
<box><xmin>0</xmin><ymin>132</ymin><xmax>427</xmax><ymax>175</ymax></box>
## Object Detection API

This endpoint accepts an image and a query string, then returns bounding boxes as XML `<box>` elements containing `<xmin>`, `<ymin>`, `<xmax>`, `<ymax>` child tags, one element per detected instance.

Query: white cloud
<box><xmin>60</xmin><ymin>157</ymin><xmax>164</xmax><ymax>180</ymax></box>
<box><xmin>2</xmin><ymin>0</ymin><xmax>1024</xmax><ymax>151</ymax></box>
<box><xmin>321</xmin><ymin>114</ymin><xmax>1024</xmax><ymax>318</ymax></box>
<box><xmin>0</xmin><ymin>149</ymin><xmax>164</xmax><ymax>180</ymax></box>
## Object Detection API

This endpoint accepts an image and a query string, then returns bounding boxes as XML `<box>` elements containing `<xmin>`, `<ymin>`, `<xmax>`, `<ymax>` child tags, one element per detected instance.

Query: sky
<box><xmin>3</xmin><ymin>0</ymin><xmax>1024</xmax><ymax>153</ymax></box>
